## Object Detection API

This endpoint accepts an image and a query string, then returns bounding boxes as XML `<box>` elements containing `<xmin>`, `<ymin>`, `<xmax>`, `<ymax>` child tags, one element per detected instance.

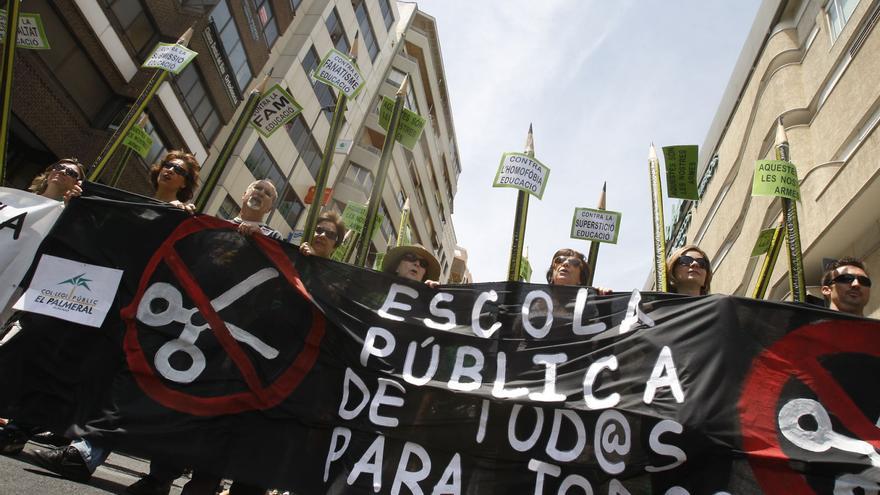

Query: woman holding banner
<box><xmin>28</xmin><ymin>158</ymin><xmax>85</xmax><ymax>202</ymax></box>
<box><xmin>149</xmin><ymin>150</ymin><xmax>200</xmax><ymax>211</ymax></box>
<box><xmin>382</xmin><ymin>244</ymin><xmax>441</xmax><ymax>287</ymax></box>
<box><xmin>546</xmin><ymin>248</ymin><xmax>612</xmax><ymax>294</ymax></box>
<box><xmin>666</xmin><ymin>244</ymin><xmax>713</xmax><ymax>296</ymax></box>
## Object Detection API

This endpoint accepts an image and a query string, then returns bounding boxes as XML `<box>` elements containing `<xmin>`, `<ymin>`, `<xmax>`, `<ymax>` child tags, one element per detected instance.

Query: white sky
<box><xmin>414</xmin><ymin>0</ymin><xmax>764</xmax><ymax>289</ymax></box>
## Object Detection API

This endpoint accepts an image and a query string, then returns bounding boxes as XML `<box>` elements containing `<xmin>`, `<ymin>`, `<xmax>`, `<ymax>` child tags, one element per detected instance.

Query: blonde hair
<box><xmin>666</xmin><ymin>244</ymin><xmax>712</xmax><ymax>294</ymax></box>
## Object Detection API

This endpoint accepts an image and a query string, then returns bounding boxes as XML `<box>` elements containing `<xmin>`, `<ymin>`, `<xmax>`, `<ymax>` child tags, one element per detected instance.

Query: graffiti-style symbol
<box><xmin>137</xmin><ymin>267</ymin><xmax>280</xmax><ymax>383</ymax></box>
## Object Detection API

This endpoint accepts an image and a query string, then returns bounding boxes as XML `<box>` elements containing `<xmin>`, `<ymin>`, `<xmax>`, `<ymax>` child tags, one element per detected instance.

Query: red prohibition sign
<box><xmin>739</xmin><ymin>319</ymin><xmax>880</xmax><ymax>494</ymax></box>
<box><xmin>120</xmin><ymin>216</ymin><xmax>325</xmax><ymax>416</ymax></box>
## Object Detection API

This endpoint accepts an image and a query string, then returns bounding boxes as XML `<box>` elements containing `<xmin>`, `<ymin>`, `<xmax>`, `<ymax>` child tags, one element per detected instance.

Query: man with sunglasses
<box><xmin>821</xmin><ymin>257</ymin><xmax>872</xmax><ymax>316</ymax></box>
<box><xmin>299</xmin><ymin>211</ymin><xmax>346</xmax><ymax>258</ymax></box>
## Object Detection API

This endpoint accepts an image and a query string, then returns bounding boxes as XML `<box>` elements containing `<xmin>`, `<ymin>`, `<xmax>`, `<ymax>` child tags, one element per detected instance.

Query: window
<box><xmin>244</xmin><ymin>140</ymin><xmax>304</xmax><ymax>228</ymax></box>
<box><xmin>379</xmin><ymin>203</ymin><xmax>396</xmax><ymax>245</ymax></box>
<box><xmin>378</xmin><ymin>0</ymin><xmax>394</xmax><ymax>30</ymax></box>
<box><xmin>396</xmin><ymin>190</ymin><xmax>405</xmax><ymax>210</ymax></box>
<box><xmin>827</xmin><ymin>0</ymin><xmax>860</xmax><ymax>40</ymax></box>
<box><xmin>174</xmin><ymin>63</ymin><xmax>222</xmax><ymax>143</ymax></box>
<box><xmin>343</xmin><ymin>162</ymin><xmax>374</xmax><ymax>194</ymax></box>
<box><xmin>285</xmin><ymin>115</ymin><xmax>324</xmax><ymax>178</ymax></box>
<box><xmin>386</xmin><ymin>68</ymin><xmax>406</xmax><ymax>89</ymax></box>
<box><xmin>101</xmin><ymin>0</ymin><xmax>159</xmax><ymax>59</ymax></box>
<box><xmin>253</xmin><ymin>0</ymin><xmax>279</xmax><ymax>47</ymax></box>
<box><xmin>217</xmin><ymin>194</ymin><xmax>239</xmax><ymax>220</ymax></box>
<box><xmin>290</xmin><ymin>0</ymin><xmax>302</xmax><ymax>12</ymax></box>
<box><xmin>326</xmin><ymin>8</ymin><xmax>349</xmax><ymax>53</ymax></box>
<box><xmin>141</xmin><ymin>115</ymin><xmax>168</xmax><ymax>167</ymax></box>
<box><xmin>352</xmin><ymin>0</ymin><xmax>379</xmax><ymax>61</ymax></box>
<box><xmin>405</xmin><ymin>81</ymin><xmax>420</xmax><ymax>114</ymax></box>
<box><xmin>302</xmin><ymin>46</ymin><xmax>337</xmax><ymax>110</ymax></box>
<box><xmin>211</xmin><ymin>0</ymin><xmax>253</xmax><ymax>92</ymax></box>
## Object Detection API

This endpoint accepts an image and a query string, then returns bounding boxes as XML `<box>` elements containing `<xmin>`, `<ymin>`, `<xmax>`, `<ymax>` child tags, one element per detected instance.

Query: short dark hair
<box><xmin>28</xmin><ymin>158</ymin><xmax>85</xmax><ymax>194</ymax></box>
<box><xmin>821</xmin><ymin>257</ymin><xmax>868</xmax><ymax>287</ymax></box>
<box><xmin>546</xmin><ymin>248</ymin><xmax>590</xmax><ymax>286</ymax></box>
<box><xmin>149</xmin><ymin>150</ymin><xmax>201</xmax><ymax>202</ymax></box>
<box><xmin>316</xmin><ymin>210</ymin><xmax>347</xmax><ymax>248</ymax></box>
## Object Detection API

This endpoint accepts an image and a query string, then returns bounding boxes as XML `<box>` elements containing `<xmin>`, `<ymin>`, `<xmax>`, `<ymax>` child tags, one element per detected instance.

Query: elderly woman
<box><xmin>148</xmin><ymin>150</ymin><xmax>200</xmax><ymax>210</ymax></box>
<box><xmin>666</xmin><ymin>244</ymin><xmax>712</xmax><ymax>295</ymax></box>
<box><xmin>299</xmin><ymin>211</ymin><xmax>347</xmax><ymax>258</ymax></box>
<box><xmin>28</xmin><ymin>158</ymin><xmax>85</xmax><ymax>202</ymax></box>
<box><xmin>382</xmin><ymin>244</ymin><xmax>441</xmax><ymax>286</ymax></box>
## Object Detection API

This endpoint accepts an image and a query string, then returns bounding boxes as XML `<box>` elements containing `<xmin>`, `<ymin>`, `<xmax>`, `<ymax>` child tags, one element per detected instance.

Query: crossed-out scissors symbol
<box><xmin>136</xmin><ymin>267</ymin><xmax>281</xmax><ymax>383</ymax></box>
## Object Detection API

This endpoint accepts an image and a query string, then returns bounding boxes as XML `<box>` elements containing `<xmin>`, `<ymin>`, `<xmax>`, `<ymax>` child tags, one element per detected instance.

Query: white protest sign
<box><xmin>0</xmin><ymin>188</ymin><xmax>63</xmax><ymax>314</ymax></box>
<box><xmin>142</xmin><ymin>43</ymin><xmax>198</xmax><ymax>74</ymax></box>
<box><xmin>250</xmin><ymin>84</ymin><xmax>303</xmax><ymax>138</ymax></box>
<box><xmin>14</xmin><ymin>254</ymin><xmax>124</xmax><ymax>328</ymax></box>
<box><xmin>314</xmin><ymin>49</ymin><xmax>365</xmax><ymax>98</ymax></box>
<box><xmin>0</xmin><ymin>11</ymin><xmax>50</xmax><ymax>50</ymax></box>
<box><xmin>493</xmin><ymin>152</ymin><xmax>550</xmax><ymax>199</ymax></box>
<box><xmin>570</xmin><ymin>207</ymin><xmax>622</xmax><ymax>244</ymax></box>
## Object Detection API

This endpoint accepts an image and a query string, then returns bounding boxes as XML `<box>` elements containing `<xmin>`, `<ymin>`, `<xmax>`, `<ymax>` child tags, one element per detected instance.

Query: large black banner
<box><xmin>2</xmin><ymin>184</ymin><xmax>879</xmax><ymax>494</ymax></box>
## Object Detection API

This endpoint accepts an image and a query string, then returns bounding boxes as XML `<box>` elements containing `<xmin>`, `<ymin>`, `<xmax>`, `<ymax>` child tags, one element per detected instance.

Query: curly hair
<box><xmin>149</xmin><ymin>150</ymin><xmax>201</xmax><ymax>202</ymax></box>
<box><xmin>666</xmin><ymin>244</ymin><xmax>712</xmax><ymax>294</ymax></box>
<box><xmin>28</xmin><ymin>158</ymin><xmax>85</xmax><ymax>195</ymax></box>
<box><xmin>546</xmin><ymin>248</ymin><xmax>591</xmax><ymax>286</ymax></box>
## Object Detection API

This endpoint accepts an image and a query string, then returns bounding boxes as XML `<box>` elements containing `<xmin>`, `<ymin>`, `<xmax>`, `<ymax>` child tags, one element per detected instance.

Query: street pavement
<box><xmin>0</xmin><ymin>439</ymin><xmax>189</xmax><ymax>494</ymax></box>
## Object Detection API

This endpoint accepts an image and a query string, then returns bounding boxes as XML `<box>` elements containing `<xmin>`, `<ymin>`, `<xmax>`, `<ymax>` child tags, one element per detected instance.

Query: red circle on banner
<box><xmin>120</xmin><ymin>216</ymin><xmax>325</xmax><ymax>416</ymax></box>
<box><xmin>738</xmin><ymin>319</ymin><xmax>880</xmax><ymax>493</ymax></box>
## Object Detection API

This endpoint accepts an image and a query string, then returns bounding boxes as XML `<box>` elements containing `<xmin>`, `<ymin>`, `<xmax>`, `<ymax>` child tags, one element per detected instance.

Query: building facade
<box><xmin>665</xmin><ymin>0</ymin><xmax>880</xmax><ymax>317</ymax></box>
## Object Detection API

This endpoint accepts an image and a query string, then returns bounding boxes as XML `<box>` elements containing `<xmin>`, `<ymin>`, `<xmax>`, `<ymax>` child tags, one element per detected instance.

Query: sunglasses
<box><xmin>832</xmin><ymin>273</ymin><xmax>872</xmax><ymax>287</ymax></box>
<box><xmin>402</xmin><ymin>252</ymin><xmax>429</xmax><ymax>269</ymax></box>
<box><xmin>314</xmin><ymin>226</ymin><xmax>338</xmax><ymax>242</ymax></box>
<box><xmin>553</xmin><ymin>256</ymin><xmax>585</xmax><ymax>268</ymax></box>
<box><xmin>52</xmin><ymin>163</ymin><xmax>81</xmax><ymax>180</ymax></box>
<box><xmin>677</xmin><ymin>255</ymin><xmax>710</xmax><ymax>270</ymax></box>
<box><xmin>161</xmin><ymin>161</ymin><xmax>190</xmax><ymax>178</ymax></box>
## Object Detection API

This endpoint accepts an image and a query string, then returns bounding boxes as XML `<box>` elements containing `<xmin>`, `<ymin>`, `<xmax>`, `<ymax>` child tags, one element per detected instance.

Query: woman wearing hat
<box><xmin>382</xmin><ymin>244</ymin><xmax>441</xmax><ymax>287</ymax></box>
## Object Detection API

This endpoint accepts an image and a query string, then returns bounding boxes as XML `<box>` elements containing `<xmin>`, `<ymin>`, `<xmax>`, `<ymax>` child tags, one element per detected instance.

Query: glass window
<box><xmin>405</xmin><ymin>81</ymin><xmax>420</xmax><ymax>114</ymax></box>
<box><xmin>343</xmin><ymin>162</ymin><xmax>374</xmax><ymax>194</ymax></box>
<box><xmin>326</xmin><ymin>8</ymin><xmax>350</xmax><ymax>53</ymax></box>
<box><xmin>210</xmin><ymin>0</ymin><xmax>253</xmax><ymax>91</ymax></box>
<box><xmin>827</xmin><ymin>0</ymin><xmax>861</xmax><ymax>40</ymax></box>
<box><xmin>290</xmin><ymin>0</ymin><xmax>302</xmax><ymax>11</ymax></box>
<box><xmin>301</xmin><ymin>46</ymin><xmax>338</xmax><ymax>110</ymax></box>
<box><xmin>141</xmin><ymin>115</ymin><xmax>168</xmax><ymax>167</ymax></box>
<box><xmin>386</xmin><ymin>68</ymin><xmax>406</xmax><ymax>88</ymax></box>
<box><xmin>174</xmin><ymin>64</ymin><xmax>222</xmax><ymax>143</ymax></box>
<box><xmin>217</xmin><ymin>194</ymin><xmax>239</xmax><ymax>220</ymax></box>
<box><xmin>352</xmin><ymin>0</ymin><xmax>379</xmax><ymax>61</ymax></box>
<box><xmin>254</xmin><ymin>0</ymin><xmax>279</xmax><ymax>47</ymax></box>
<box><xmin>101</xmin><ymin>0</ymin><xmax>159</xmax><ymax>59</ymax></box>
<box><xmin>379</xmin><ymin>203</ymin><xmax>396</xmax><ymax>245</ymax></box>
<box><xmin>244</xmin><ymin>140</ymin><xmax>304</xmax><ymax>229</ymax></box>
<box><xmin>396</xmin><ymin>190</ymin><xmax>405</xmax><ymax>209</ymax></box>
<box><xmin>378</xmin><ymin>0</ymin><xmax>394</xmax><ymax>30</ymax></box>
<box><xmin>285</xmin><ymin>115</ymin><xmax>324</xmax><ymax>178</ymax></box>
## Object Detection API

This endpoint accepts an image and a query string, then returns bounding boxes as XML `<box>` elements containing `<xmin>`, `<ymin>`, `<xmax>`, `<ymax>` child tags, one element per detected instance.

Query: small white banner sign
<box><xmin>314</xmin><ymin>49</ymin><xmax>365</xmax><ymax>98</ymax></box>
<box><xmin>0</xmin><ymin>188</ymin><xmax>63</xmax><ymax>314</ymax></box>
<box><xmin>493</xmin><ymin>152</ymin><xmax>550</xmax><ymax>199</ymax></box>
<box><xmin>0</xmin><ymin>11</ymin><xmax>51</xmax><ymax>50</ymax></box>
<box><xmin>142</xmin><ymin>43</ymin><xmax>198</xmax><ymax>74</ymax></box>
<box><xmin>14</xmin><ymin>255</ymin><xmax>124</xmax><ymax>328</ymax></box>
<box><xmin>570</xmin><ymin>207</ymin><xmax>622</xmax><ymax>244</ymax></box>
<box><xmin>250</xmin><ymin>84</ymin><xmax>303</xmax><ymax>138</ymax></box>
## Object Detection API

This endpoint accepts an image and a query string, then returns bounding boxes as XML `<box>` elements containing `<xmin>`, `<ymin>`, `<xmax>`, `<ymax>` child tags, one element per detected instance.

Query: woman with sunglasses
<box><xmin>299</xmin><ymin>211</ymin><xmax>347</xmax><ymax>258</ymax></box>
<box><xmin>545</xmin><ymin>248</ymin><xmax>613</xmax><ymax>294</ymax></box>
<box><xmin>382</xmin><ymin>244</ymin><xmax>441</xmax><ymax>286</ymax></box>
<box><xmin>148</xmin><ymin>150</ymin><xmax>200</xmax><ymax>211</ymax></box>
<box><xmin>27</xmin><ymin>158</ymin><xmax>85</xmax><ymax>202</ymax></box>
<box><xmin>666</xmin><ymin>244</ymin><xmax>712</xmax><ymax>296</ymax></box>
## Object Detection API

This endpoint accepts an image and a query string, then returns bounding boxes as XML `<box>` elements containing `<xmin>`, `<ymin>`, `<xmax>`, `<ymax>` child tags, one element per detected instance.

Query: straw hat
<box><xmin>382</xmin><ymin>244</ymin><xmax>441</xmax><ymax>281</ymax></box>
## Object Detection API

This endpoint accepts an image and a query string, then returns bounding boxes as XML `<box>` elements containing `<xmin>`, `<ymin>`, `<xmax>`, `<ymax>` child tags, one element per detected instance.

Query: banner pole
<box><xmin>88</xmin><ymin>27</ymin><xmax>194</xmax><ymax>181</ymax></box>
<box><xmin>106</xmin><ymin>114</ymin><xmax>147</xmax><ymax>186</ymax></box>
<box><xmin>775</xmin><ymin>118</ymin><xmax>807</xmax><ymax>302</ymax></box>
<box><xmin>354</xmin><ymin>75</ymin><xmax>408</xmax><ymax>267</ymax></box>
<box><xmin>751</xmin><ymin>225</ymin><xmax>784</xmax><ymax>299</ymax></box>
<box><xmin>0</xmin><ymin>0</ymin><xmax>21</xmax><ymax>185</ymax></box>
<box><xmin>506</xmin><ymin>124</ymin><xmax>534</xmax><ymax>281</ymax></box>
<box><xmin>585</xmin><ymin>181</ymin><xmax>606</xmax><ymax>286</ymax></box>
<box><xmin>396</xmin><ymin>197</ymin><xmax>410</xmax><ymax>247</ymax></box>
<box><xmin>193</xmin><ymin>73</ymin><xmax>270</xmax><ymax>212</ymax></box>
<box><xmin>649</xmin><ymin>143</ymin><xmax>667</xmax><ymax>291</ymax></box>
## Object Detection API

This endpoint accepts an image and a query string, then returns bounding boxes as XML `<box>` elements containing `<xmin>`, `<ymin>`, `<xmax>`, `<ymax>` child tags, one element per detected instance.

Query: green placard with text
<box><xmin>122</xmin><ymin>126</ymin><xmax>153</xmax><ymax>158</ymax></box>
<box><xmin>662</xmin><ymin>145</ymin><xmax>699</xmax><ymax>200</ymax></box>
<box><xmin>752</xmin><ymin>160</ymin><xmax>800</xmax><ymax>201</ymax></box>
<box><xmin>378</xmin><ymin>96</ymin><xmax>426</xmax><ymax>150</ymax></box>
<box><xmin>750</xmin><ymin>228</ymin><xmax>777</xmax><ymax>257</ymax></box>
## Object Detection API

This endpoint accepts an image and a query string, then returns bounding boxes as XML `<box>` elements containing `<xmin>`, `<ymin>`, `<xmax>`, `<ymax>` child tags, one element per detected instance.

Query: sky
<box><xmin>414</xmin><ymin>0</ymin><xmax>764</xmax><ymax>289</ymax></box>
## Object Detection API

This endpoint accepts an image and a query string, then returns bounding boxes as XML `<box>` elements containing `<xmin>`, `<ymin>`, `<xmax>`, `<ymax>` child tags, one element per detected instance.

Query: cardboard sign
<box><xmin>122</xmin><ymin>126</ymin><xmax>154</xmax><ymax>158</ymax></box>
<box><xmin>662</xmin><ymin>145</ymin><xmax>699</xmax><ymax>200</ymax></box>
<box><xmin>752</xmin><ymin>160</ymin><xmax>800</xmax><ymax>201</ymax></box>
<box><xmin>493</xmin><ymin>152</ymin><xmax>550</xmax><ymax>199</ymax></box>
<box><xmin>142</xmin><ymin>43</ymin><xmax>198</xmax><ymax>74</ymax></box>
<box><xmin>570</xmin><ymin>207</ymin><xmax>622</xmax><ymax>244</ymax></box>
<box><xmin>0</xmin><ymin>11</ymin><xmax>50</xmax><ymax>50</ymax></box>
<box><xmin>519</xmin><ymin>256</ymin><xmax>532</xmax><ymax>282</ymax></box>
<box><xmin>250</xmin><ymin>84</ymin><xmax>302</xmax><ymax>138</ymax></box>
<box><xmin>314</xmin><ymin>48</ymin><xmax>365</xmax><ymax>98</ymax></box>
<box><xmin>14</xmin><ymin>254</ymin><xmax>123</xmax><ymax>328</ymax></box>
<box><xmin>340</xmin><ymin>201</ymin><xmax>382</xmax><ymax>236</ymax></box>
<box><xmin>304</xmin><ymin>186</ymin><xmax>332</xmax><ymax>206</ymax></box>
<box><xmin>378</xmin><ymin>96</ymin><xmax>426</xmax><ymax>151</ymax></box>
<box><xmin>751</xmin><ymin>228</ymin><xmax>778</xmax><ymax>257</ymax></box>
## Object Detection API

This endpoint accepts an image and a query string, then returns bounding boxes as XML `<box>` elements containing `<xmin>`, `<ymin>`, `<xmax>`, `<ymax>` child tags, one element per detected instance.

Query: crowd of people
<box><xmin>0</xmin><ymin>150</ymin><xmax>874</xmax><ymax>494</ymax></box>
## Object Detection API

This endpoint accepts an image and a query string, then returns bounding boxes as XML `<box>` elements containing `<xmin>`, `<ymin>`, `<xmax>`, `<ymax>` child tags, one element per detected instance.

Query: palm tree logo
<box><xmin>58</xmin><ymin>273</ymin><xmax>92</xmax><ymax>298</ymax></box>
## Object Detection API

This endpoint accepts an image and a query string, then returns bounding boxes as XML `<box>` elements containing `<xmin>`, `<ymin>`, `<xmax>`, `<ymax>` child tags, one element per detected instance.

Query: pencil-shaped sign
<box><xmin>662</xmin><ymin>145</ymin><xmax>699</xmax><ymax>200</ymax></box>
<box><xmin>142</xmin><ymin>42</ymin><xmax>198</xmax><ymax>74</ymax></box>
<box><xmin>751</xmin><ymin>225</ymin><xmax>783</xmax><ymax>299</ymax></box>
<box><xmin>0</xmin><ymin>10</ymin><xmax>50</xmax><ymax>50</ymax></box>
<box><xmin>571</xmin><ymin>207</ymin><xmax>621</xmax><ymax>244</ymax></box>
<box><xmin>314</xmin><ymin>47</ymin><xmax>365</xmax><ymax>98</ymax></box>
<box><xmin>501</xmin><ymin>124</ymin><xmax>545</xmax><ymax>281</ymax></box>
<box><xmin>249</xmin><ymin>84</ymin><xmax>302</xmax><ymax>138</ymax></box>
<box><xmin>0</xmin><ymin>0</ymin><xmax>21</xmax><ymax>184</ymax></box>
<box><xmin>396</xmin><ymin>198</ymin><xmax>410</xmax><ymax>247</ymax></box>
<box><xmin>378</xmin><ymin>96</ymin><xmax>426</xmax><ymax>150</ymax></box>
<box><xmin>648</xmin><ymin>143</ymin><xmax>667</xmax><ymax>291</ymax></box>
<box><xmin>107</xmin><ymin>114</ymin><xmax>150</xmax><ymax>186</ymax></box>
<box><xmin>584</xmin><ymin>182</ymin><xmax>607</xmax><ymax>286</ymax></box>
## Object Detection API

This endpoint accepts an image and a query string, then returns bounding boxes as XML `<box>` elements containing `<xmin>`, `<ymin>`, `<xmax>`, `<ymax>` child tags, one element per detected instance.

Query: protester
<box><xmin>149</xmin><ymin>150</ymin><xmax>201</xmax><ymax>211</ymax></box>
<box><xmin>545</xmin><ymin>248</ymin><xmax>612</xmax><ymax>294</ymax></box>
<box><xmin>27</xmin><ymin>158</ymin><xmax>85</xmax><ymax>202</ymax></box>
<box><xmin>231</xmin><ymin>179</ymin><xmax>282</xmax><ymax>240</ymax></box>
<box><xmin>666</xmin><ymin>244</ymin><xmax>712</xmax><ymax>296</ymax></box>
<box><xmin>820</xmin><ymin>257</ymin><xmax>871</xmax><ymax>316</ymax></box>
<box><xmin>382</xmin><ymin>244</ymin><xmax>441</xmax><ymax>286</ymax></box>
<box><xmin>299</xmin><ymin>211</ymin><xmax>346</xmax><ymax>258</ymax></box>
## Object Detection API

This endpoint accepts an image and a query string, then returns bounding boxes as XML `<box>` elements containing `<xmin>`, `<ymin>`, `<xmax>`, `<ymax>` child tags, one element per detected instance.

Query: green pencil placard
<box><xmin>493</xmin><ymin>152</ymin><xmax>550</xmax><ymax>199</ymax></box>
<box><xmin>751</xmin><ymin>228</ymin><xmax>777</xmax><ymax>257</ymax></box>
<box><xmin>122</xmin><ymin>126</ymin><xmax>153</xmax><ymax>158</ymax></box>
<box><xmin>752</xmin><ymin>160</ymin><xmax>800</xmax><ymax>200</ymax></box>
<box><xmin>378</xmin><ymin>96</ymin><xmax>426</xmax><ymax>150</ymax></box>
<box><xmin>662</xmin><ymin>145</ymin><xmax>699</xmax><ymax>200</ymax></box>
